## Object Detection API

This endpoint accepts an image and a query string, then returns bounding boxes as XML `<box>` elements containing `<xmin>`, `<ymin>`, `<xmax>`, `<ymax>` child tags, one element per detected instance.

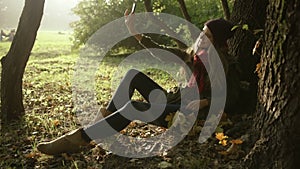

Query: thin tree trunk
<box><xmin>1</xmin><ymin>0</ymin><xmax>45</xmax><ymax>122</ymax></box>
<box><xmin>245</xmin><ymin>0</ymin><xmax>300</xmax><ymax>168</ymax></box>
<box><xmin>177</xmin><ymin>0</ymin><xmax>191</xmax><ymax>22</ymax></box>
<box><xmin>176</xmin><ymin>0</ymin><xmax>198</xmax><ymax>40</ymax></box>
<box><xmin>144</xmin><ymin>0</ymin><xmax>152</xmax><ymax>12</ymax></box>
<box><xmin>221</xmin><ymin>0</ymin><xmax>231</xmax><ymax>20</ymax></box>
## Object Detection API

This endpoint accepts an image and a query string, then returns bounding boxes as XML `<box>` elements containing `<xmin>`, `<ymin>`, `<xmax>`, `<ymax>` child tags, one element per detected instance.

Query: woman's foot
<box><xmin>37</xmin><ymin>128</ymin><xmax>91</xmax><ymax>155</ymax></box>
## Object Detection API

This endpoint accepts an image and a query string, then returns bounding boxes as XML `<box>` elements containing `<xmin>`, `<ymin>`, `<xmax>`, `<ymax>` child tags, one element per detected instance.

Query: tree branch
<box><xmin>221</xmin><ymin>0</ymin><xmax>231</xmax><ymax>20</ymax></box>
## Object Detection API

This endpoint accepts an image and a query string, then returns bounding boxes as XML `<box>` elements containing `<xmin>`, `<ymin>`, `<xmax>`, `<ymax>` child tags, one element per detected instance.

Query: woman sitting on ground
<box><xmin>37</xmin><ymin>11</ymin><xmax>239</xmax><ymax>155</ymax></box>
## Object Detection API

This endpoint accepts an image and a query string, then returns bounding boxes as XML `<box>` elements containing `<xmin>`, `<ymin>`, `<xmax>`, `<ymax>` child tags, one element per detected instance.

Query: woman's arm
<box><xmin>124</xmin><ymin>9</ymin><xmax>191</xmax><ymax>63</ymax></box>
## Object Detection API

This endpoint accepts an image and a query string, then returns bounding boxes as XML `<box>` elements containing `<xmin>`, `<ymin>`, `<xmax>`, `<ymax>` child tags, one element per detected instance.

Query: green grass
<box><xmin>0</xmin><ymin>31</ymin><xmax>82</xmax><ymax>168</ymax></box>
<box><xmin>0</xmin><ymin>31</ymin><xmax>244</xmax><ymax>169</ymax></box>
<box><xmin>0</xmin><ymin>30</ymin><xmax>180</xmax><ymax>168</ymax></box>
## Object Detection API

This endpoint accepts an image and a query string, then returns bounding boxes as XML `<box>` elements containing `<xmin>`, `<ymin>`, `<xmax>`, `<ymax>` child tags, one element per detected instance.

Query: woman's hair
<box><xmin>205</xmin><ymin>18</ymin><xmax>235</xmax><ymax>47</ymax></box>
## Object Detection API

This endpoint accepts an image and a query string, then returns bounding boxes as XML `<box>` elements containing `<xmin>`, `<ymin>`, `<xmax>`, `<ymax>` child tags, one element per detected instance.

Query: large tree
<box><xmin>244</xmin><ymin>0</ymin><xmax>300</xmax><ymax>168</ymax></box>
<box><xmin>229</xmin><ymin>0</ymin><xmax>269</xmax><ymax>113</ymax></box>
<box><xmin>1</xmin><ymin>0</ymin><xmax>45</xmax><ymax>122</ymax></box>
<box><xmin>229</xmin><ymin>0</ymin><xmax>300</xmax><ymax>168</ymax></box>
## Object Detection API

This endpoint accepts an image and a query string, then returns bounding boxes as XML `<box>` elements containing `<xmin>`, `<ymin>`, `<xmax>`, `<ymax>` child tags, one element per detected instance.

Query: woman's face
<box><xmin>195</xmin><ymin>26</ymin><xmax>214</xmax><ymax>50</ymax></box>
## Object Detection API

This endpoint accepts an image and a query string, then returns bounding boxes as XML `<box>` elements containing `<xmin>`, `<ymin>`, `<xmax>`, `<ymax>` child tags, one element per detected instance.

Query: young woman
<box><xmin>37</xmin><ymin>11</ymin><xmax>238</xmax><ymax>155</ymax></box>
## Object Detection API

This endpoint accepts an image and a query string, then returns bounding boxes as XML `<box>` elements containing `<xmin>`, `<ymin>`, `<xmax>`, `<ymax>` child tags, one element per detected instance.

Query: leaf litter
<box><xmin>0</xmin><ymin>52</ymin><xmax>255</xmax><ymax>169</ymax></box>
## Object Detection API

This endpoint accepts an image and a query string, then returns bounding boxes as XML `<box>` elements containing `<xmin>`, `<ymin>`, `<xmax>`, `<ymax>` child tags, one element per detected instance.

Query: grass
<box><xmin>0</xmin><ymin>31</ymin><xmax>179</xmax><ymax>168</ymax></box>
<box><xmin>0</xmin><ymin>31</ymin><xmax>247</xmax><ymax>169</ymax></box>
<box><xmin>0</xmin><ymin>31</ymin><xmax>81</xmax><ymax>168</ymax></box>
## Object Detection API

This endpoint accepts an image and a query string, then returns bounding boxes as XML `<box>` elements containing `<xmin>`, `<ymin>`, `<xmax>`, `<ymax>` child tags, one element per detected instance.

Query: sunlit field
<box><xmin>0</xmin><ymin>31</ymin><xmax>246</xmax><ymax>169</ymax></box>
<box><xmin>0</xmin><ymin>31</ymin><xmax>195</xmax><ymax>168</ymax></box>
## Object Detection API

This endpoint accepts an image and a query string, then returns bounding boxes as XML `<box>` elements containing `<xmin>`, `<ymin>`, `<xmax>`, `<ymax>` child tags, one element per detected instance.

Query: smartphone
<box><xmin>131</xmin><ymin>3</ymin><xmax>136</xmax><ymax>14</ymax></box>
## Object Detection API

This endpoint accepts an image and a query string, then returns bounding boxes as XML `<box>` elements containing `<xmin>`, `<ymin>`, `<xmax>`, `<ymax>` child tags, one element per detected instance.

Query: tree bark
<box><xmin>221</xmin><ymin>0</ymin><xmax>231</xmax><ymax>20</ymax></box>
<box><xmin>229</xmin><ymin>0</ymin><xmax>268</xmax><ymax>113</ymax></box>
<box><xmin>176</xmin><ymin>0</ymin><xmax>198</xmax><ymax>40</ymax></box>
<box><xmin>144</xmin><ymin>0</ymin><xmax>152</xmax><ymax>12</ymax></box>
<box><xmin>177</xmin><ymin>0</ymin><xmax>191</xmax><ymax>22</ymax></box>
<box><xmin>230</xmin><ymin>0</ymin><xmax>268</xmax><ymax>81</ymax></box>
<box><xmin>1</xmin><ymin>0</ymin><xmax>45</xmax><ymax>122</ymax></box>
<box><xmin>244</xmin><ymin>0</ymin><xmax>300</xmax><ymax>168</ymax></box>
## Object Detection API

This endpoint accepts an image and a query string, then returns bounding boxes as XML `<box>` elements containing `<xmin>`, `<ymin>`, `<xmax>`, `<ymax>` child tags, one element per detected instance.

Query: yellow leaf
<box><xmin>230</xmin><ymin>139</ymin><xmax>243</xmax><ymax>145</ymax></box>
<box><xmin>24</xmin><ymin>152</ymin><xmax>36</xmax><ymax>158</ymax></box>
<box><xmin>219</xmin><ymin>139</ymin><xmax>228</xmax><ymax>146</ymax></box>
<box><xmin>52</xmin><ymin>119</ymin><xmax>60</xmax><ymax>126</ymax></box>
<box><xmin>215</xmin><ymin>132</ymin><xmax>228</xmax><ymax>141</ymax></box>
<box><xmin>255</xmin><ymin>63</ymin><xmax>262</xmax><ymax>78</ymax></box>
<box><xmin>165</xmin><ymin>113</ymin><xmax>174</xmax><ymax>122</ymax></box>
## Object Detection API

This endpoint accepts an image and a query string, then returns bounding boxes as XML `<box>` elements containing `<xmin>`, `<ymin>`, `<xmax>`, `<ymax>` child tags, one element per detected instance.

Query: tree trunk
<box><xmin>221</xmin><ymin>0</ymin><xmax>231</xmax><ymax>20</ymax></box>
<box><xmin>1</xmin><ymin>0</ymin><xmax>45</xmax><ymax>122</ymax></box>
<box><xmin>229</xmin><ymin>0</ymin><xmax>268</xmax><ymax>113</ymax></box>
<box><xmin>230</xmin><ymin>0</ymin><xmax>268</xmax><ymax>82</ymax></box>
<box><xmin>144</xmin><ymin>0</ymin><xmax>152</xmax><ymax>12</ymax></box>
<box><xmin>244</xmin><ymin>0</ymin><xmax>300</xmax><ymax>168</ymax></box>
<box><xmin>176</xmin><ymin>0</ymin><xmax>197</xmax><ymax>40</ymax></box>
<box><xmin>177</xmin><ymin>0</ymin><xmax>191</xmax><ymax>22</ymax></box>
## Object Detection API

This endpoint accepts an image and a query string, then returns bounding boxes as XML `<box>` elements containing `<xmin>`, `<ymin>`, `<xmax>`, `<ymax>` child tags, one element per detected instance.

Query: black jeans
<box><xmin>84</xmin><ymin>69</ymin><xmax>183</xmax><ymax>140</ymax></box>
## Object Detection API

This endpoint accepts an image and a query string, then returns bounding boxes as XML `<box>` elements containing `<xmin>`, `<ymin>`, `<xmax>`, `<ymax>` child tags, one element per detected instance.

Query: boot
<box><xmin>37</xmin><ymin>128</ymin><xmax>91</xmax><ymax>155</ymax></box>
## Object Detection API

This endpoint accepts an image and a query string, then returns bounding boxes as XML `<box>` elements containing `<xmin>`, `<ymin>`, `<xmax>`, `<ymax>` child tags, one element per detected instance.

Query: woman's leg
<box><xmin>106</xmin><ymin>69</ymin><xmax>166</xmax><ymax>112</ymax></box>
<box><xmin>37</xmin><ymin>69</ymin><xmax>170</xmax><ymax>155</ymax></box>
<box><xmin>37</xmin><ymin>101</ymin><xmax>181</xmax><ymax>155</ymax></box>
<box><xmin>85</xmin><ymin>100</ymin><xmax>181</xmax><ymax>140</ymax></box>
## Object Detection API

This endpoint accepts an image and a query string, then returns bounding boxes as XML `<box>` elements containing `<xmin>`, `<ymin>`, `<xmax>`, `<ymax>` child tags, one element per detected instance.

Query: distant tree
<box><xmin>70</xmin><ymin>0</ymin><xmax>134</xmax><ymax>49</ymax></box>
<box><xmin>177</xmin><ymin>0</ymin><xmax>191</xmax><ymax>22</ymax></box>
<box><xmin>220</xmin><ymin>0</ymin><xmax>230</xmax><ymax>20</ymax></box>
<box><xmin>1</xmin><ymin>0</ymin><xmax>45</xmax><ymax>122</ymax></box>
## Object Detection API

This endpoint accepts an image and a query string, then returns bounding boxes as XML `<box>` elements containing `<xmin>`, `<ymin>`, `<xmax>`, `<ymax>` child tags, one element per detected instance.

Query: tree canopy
<box><xmin>70</xmin><ymin>0</ymin><xmax>233</xmax><ymax>49</ymax></box>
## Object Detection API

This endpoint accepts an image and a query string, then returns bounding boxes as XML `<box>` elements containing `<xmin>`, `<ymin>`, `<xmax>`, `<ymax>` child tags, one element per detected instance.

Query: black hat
<box><xmin>205</xmin><ymin>18</ymin><xmax>234</xmax><ymax>46</ymax></box>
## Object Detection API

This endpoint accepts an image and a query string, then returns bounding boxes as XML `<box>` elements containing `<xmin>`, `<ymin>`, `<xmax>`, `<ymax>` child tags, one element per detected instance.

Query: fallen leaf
<box><xmin>158</xmin><ymin>161</ymin><xmax>172</xmax><ymax>169</ymax></box>
<box><xmin>230</xmin><ymin>139</ymin><xmax>243</xmax><ymax>145</ymax></box>
<box><xmin>52</xmin><ymin>119</ymin><xmax>60</xmax><ymax>126</ymax></box>
<box><xmin>219</xmin><ymin>139</ymin><xmax>228</xmax><ymax>146</ymax></box>
<box><xmin>165</xmin><ymin>113</ymin><xmax>175</xmax><ymax>122</ymax></box>
<box><xmin>215</xmin><ymin>132</ymin><xmax>228</xmax><ymax>141</ymax></box>
<box><xmin>165</xmin><ymin>112</ymin><xmax>175</xmax><ymax>128</ymax></box>
<box><xmin>24</xmin><ymin>152</ymin><xmax>37</xmax><ymax>158</ymax></box>
<box><xmin>215</xmin><ymin>132</ymin><xmax>229</xmax><ymax>146</ymax></box>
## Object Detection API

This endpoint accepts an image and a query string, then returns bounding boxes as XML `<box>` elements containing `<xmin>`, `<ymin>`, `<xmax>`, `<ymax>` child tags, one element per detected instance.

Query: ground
<box><xmin>0</xmin><ymin>31</ymin><xmax>255</xmax><ymax>169</ymax></box>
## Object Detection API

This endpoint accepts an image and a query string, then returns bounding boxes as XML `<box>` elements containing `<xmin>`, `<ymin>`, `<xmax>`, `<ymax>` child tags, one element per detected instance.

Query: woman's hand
<box><xmin>186</xmin><ymin>99</ymin><xmax>209</xmax><ymax>111</ymax></box>
<box><xmin>124</xmin><ymin>9</ymin><xmax>142</xmax><ymax>41</ymax></box>
<box><xmin>124</xmin><ymin>9</ymin><xmax>136</xmax><ymax>34</ymax></box>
